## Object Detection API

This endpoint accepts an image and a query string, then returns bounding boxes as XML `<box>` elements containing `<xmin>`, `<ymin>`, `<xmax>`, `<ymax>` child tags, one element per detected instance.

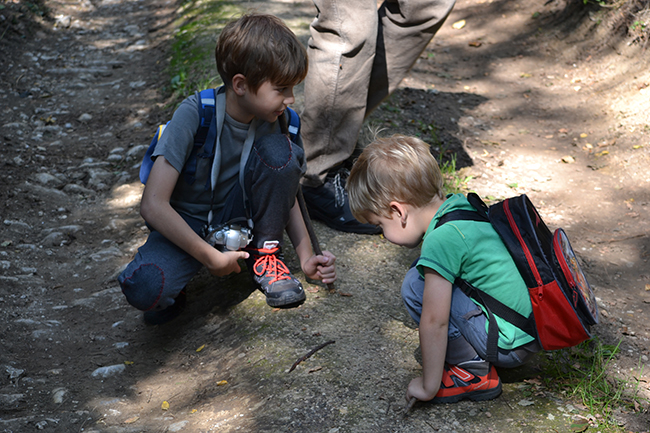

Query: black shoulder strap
<box><xmin>435</xmin><ymin>209</ymin><xmax>488</xmax><ymax>229</ymax></box>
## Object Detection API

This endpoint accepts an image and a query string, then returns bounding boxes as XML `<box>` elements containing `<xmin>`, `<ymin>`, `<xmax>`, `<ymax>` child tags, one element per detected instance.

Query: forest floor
<box><xmin>0</xmin><ymin>0</ymin><xmax>649</xmax><ymax>432</ymax></box>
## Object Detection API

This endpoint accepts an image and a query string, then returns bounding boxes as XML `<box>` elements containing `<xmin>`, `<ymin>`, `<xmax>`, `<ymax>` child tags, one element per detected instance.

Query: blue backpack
<box><xmin>139</xmin><ymin>87</ymin><xmax>301</xmax><ymax>187</ymax></box>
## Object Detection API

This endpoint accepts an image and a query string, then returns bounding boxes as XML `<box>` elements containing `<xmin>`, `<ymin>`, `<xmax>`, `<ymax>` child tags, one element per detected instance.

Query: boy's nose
<box><xmin>283</xmin><ymin>88</ymin><xmax>295</xmax><ymax>105</ymax></box>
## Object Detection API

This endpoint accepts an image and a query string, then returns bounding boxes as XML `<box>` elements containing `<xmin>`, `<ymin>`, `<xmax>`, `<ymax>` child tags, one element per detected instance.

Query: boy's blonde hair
<box><xmin>215</xmin><ymin>13</ymin><xmax>308</xmax><ymax>92</ymax></box>
<box><xmin>347</xmin><ymin>135</ymin><xmax>445</xmax><ymax>223</ymax></box>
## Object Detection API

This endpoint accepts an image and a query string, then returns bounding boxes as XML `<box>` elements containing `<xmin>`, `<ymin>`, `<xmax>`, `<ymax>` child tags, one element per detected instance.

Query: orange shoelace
<box><xmin>254</xmin><ymin>248</ymin><xmax>291</xmax><ymax>284</ymax></box>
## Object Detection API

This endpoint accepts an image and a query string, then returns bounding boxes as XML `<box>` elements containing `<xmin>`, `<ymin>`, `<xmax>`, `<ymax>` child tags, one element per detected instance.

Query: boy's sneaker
<box><xmin>143</xmin><ymin>290</ymin><xmax>186</xmax><ymax>326</ymax></box>
<box><xmin>432</xmin><ymin>361</ymin><xmax>502</xmax><ymax>404</ymax></box>
<box><xmin>302</xmin><ymin>170</ymin><xmax>381</xmax><ymax>235</ymax></box>
<box><xmin>247</xmin><ymin>241</ymin><xmax>306</xmax><ymax>308</ymax></box>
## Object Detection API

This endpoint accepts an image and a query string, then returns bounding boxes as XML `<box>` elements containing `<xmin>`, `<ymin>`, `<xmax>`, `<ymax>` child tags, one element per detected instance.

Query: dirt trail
<box><xmin>0</xmin><ymin>0</ymin><xmax>649</xmax><ymax>432</ymax></box>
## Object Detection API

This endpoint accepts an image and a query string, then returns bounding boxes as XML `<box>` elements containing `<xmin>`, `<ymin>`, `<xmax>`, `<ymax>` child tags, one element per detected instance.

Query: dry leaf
<box><xmin>196</xmin><ymin>344</ymin><xmax>205</xmax><ymax>352</ymax></box>
<box><xmin>469</xmin><ymin>41</ymin><xmax>482</xmax><ymax>47</ymax></box>
<box><xmin>308</xmin><ymin>366</ymin><xmax>323</xmax><ymax>373</ymax></box>
<box><xmin>644</xmin><ymin>284</ymin><xmax>650</xmax><ymax>291</ymax></box>
<box><xmin>452</xmin><ymin>19</ymin><xmax>466</xmax><ymax>29</ymax></box>
<box><xmin>161</xmin><ymin>401</ymin><xmax>170</xmax><ymax>411</ymax></box>
<box><xmin>570</xmin><ymin>418</ymin><xmax>589</xmax><ymax>432</ymax></box>
<box><xmin>124</xmin><ymin>416</ymin><xmax>139</xmax><ymax>424</ymax></box>
<box><xmin>217</xmin><ymin>380</ymin><xmax>228</xmax><ymax>386</ymax></box>
<box><xmin>562</xmin><ymin>155</ymin><xmax>575</xmax><ymax>164</ymax></box>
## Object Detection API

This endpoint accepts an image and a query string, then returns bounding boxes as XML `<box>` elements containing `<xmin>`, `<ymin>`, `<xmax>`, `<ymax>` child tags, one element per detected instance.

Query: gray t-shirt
<box><xmin>152</xmin><ymin>91</ymin><xmax>301</xmax><ymax>223</ymax></box>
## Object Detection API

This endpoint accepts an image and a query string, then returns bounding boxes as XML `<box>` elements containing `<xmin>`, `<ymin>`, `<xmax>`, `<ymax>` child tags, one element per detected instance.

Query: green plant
<box><xmin>541</xmin><ymin>338</ymin><xmax>647</xmax><ymax>427</ymax></box>
<box><xmin>166</xmin><ymin>1</ymin><xmax>240</xmax><ymax>101</ymax></box>
<box><xmin>417</xmin><ymin>120</ymin><xmax>442</xmax><ymax>147</ymax></box>
<box><xmin>439</xmin><ymin>154</ymin><xmax>472</xmax><ymax>194</ymax></box>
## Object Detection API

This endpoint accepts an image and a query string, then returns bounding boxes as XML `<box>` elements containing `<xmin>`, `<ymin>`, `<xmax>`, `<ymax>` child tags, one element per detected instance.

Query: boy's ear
<box><xmin>231</xmin><ymin>74</ymin><xmax>248</xmax><ymax>96</ymax></box>
<box><xmin>389</xmin><ymin>201</ymin><xmax>408</xmax><ymax>225</ymax></box>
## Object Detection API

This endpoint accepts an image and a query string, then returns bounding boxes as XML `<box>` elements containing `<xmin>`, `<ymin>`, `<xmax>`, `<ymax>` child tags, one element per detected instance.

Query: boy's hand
<box><xmin>406</xmin><ymin>376</ymin><xmax>437</xmax><ymax>402</ymax></box>
<box><xmin>204</xmin><ymin>249</ymin><xmax>250</xmax><ymax>277</ymax></box>
<box><xmin>302</xmin><ymin>251</ymin><xmax>336</xmax><ymax>284</ymax></box>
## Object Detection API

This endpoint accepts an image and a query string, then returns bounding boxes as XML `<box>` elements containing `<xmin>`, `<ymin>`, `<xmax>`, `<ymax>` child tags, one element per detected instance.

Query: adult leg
<box><xmin>300</xmin><ymin>2</ymin><xmax>381</xmax><ymax>234</ymax></box>
<box><xmin>366</xmin><ymin>0</ymin><xmax>456</xmax><ymax>113</ymax></box>
<box><xmin>301</xmin><ymin>0</ymin><xmax>378</xmax><ymax>187</ymax></box>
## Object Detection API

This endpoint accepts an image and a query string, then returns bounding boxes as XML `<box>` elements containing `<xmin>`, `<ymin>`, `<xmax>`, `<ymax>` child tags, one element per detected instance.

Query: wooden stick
<box><xmin>296</xmin><ymin>187</ymin><xmax>336</xmax><ymax>293</ymax></box>
<box><xmin>403</xmin><ymin>397</ymin><xmax>417</xmax><ymax>418</ymax></box>
<box><xmin>289</xmin><ymin>340</ymin><xmax>335</xmax><ymax>372</ymax></box>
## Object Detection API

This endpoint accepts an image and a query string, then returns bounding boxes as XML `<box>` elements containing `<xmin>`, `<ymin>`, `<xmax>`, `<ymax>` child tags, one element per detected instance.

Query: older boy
<box><xmin>347</xmin><ymin>135</ymin><xmax>539</xmax><ymax>403</ymax></box>
<box><xmin>119</xmin><ymin>14</ymin><xmax>336</xmax><ymax>325</ymax></box>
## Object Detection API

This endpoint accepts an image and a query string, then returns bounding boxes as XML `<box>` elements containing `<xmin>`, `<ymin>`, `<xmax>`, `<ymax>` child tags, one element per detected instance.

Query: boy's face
<box><xmin>365</xmin><ymin>210</ymin><xmax>422</xmax><ymax>249</ymax></box>
<box><xmin>242</xmin><ymin>80</ymin><xmax>296</xmax><ymax>123</ymax></box>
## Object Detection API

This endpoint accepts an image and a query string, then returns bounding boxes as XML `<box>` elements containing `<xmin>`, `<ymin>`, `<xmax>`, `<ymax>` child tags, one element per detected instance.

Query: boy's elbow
<box><xmin>140</xmin><ymin>199</ymin><xmax>155</xmax><ymax>222</ymax></box>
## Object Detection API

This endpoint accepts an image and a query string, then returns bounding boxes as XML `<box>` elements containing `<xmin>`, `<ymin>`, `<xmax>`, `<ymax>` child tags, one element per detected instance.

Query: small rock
<box><xmin>91</xmin><ymin>364</ymin><xmax>125</xmax><ymax>379</ymax></box>
<box><xmin>168</xmin><ymin>421</ymin><xmax>189</xmax><ymax>432</ymax></box>
<box><xmin>52</xmin><ymin>387</ymin><xmax>67</xmax><ymax>404</ymax></box>
<box><xmin>5</xmin><ymin>366</ymin><xmax>25</xmax><ymax>380</ymax></box>
<box><xmin>34</xmin><ymin>172</ymin><xmax>64</xmax><ymax>188</ymax></box>
<box><xmin>78</xmin><ymin>113</ymin><xmax>93</xmax><ymax>122</ymax></box>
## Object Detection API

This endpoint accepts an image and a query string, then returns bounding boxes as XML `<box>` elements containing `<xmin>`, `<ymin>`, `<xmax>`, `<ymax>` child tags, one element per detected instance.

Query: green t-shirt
<box><xmin>417</xmin><ymin>193</ymin><xmax>535</xmax><ymax>350</ymax></box>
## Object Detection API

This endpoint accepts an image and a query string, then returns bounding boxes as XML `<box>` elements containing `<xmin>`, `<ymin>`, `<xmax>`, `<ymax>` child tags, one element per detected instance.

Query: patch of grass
<box><xmin>167</xmin><ymin>0</ymin><xmax>244</xmax><ymax>102</ymax></box>
<box><xmin>540</xmin><ymin>337</ymin><xmax>648</xmax><ymax>429</ymax></box>
<box><xmin>439</xmin><ymin>154</ymin><xmax>472</xmax><ymax>194</ymax></box>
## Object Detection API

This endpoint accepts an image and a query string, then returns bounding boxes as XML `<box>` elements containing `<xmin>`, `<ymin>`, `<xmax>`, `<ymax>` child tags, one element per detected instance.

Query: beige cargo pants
<box><xmin>301</xmin><ymin>0</ymin><xmax>456</xmax><ymax>187</ymax></box>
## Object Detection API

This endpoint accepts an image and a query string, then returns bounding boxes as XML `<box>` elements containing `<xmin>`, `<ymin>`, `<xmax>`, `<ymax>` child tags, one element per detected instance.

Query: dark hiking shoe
<box><xmin>432</xmin><ymin>362</ymin><xmax>502</xmax><ymax>404</ymax></box>
<box><xmin>143</xmin><ymin>290</ymin><xmax>186</xmax><ymax>325</ymax></box>
<box><xmin>247</xmin><ymin>242</ymin><xmax>306</xmax><ymax>308</ymax></box>
<box><xmin>302</xmin><ymin>170</ymin><xmax>381</xmax><ymax>235</ymax></box>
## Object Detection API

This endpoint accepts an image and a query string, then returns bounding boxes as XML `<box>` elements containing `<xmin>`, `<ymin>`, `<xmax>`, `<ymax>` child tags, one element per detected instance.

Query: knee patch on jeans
<box><xmin>119</xmin><ymin>263</ymin><xmax>164</xmax><ymax>311</ymax></box>
<box><xmin>253</xmin><ymin>134</ymin><xmax>296</xmax><ymax>170</ymax></box>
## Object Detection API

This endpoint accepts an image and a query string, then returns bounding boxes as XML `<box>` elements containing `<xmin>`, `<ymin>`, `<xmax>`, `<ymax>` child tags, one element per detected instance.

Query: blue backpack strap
<box><xmin>139</xmin><ymin>121</ymin><xmax>169</xmax><ymax>184</ymax></box>
<box><xmin>182</xmin><ymin>88</ymin><xmax>218</xmax><ymax>186</ymax></box>
<box><xmin>285</xmin><ymin>107</ymin><xmax>300</xmax><ymax>144</ymax></box>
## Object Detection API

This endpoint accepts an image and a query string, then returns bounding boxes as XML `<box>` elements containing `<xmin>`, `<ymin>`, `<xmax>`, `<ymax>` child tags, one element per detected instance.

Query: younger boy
<box><xmin>118</xmin><ymin>14</ymin><xmax>336</xmax><ymax>325</ymax></box>
<box><xmin>346</xmin><ymin>135</ymin><xmax>539</xmax><ymax>403</ymax></box>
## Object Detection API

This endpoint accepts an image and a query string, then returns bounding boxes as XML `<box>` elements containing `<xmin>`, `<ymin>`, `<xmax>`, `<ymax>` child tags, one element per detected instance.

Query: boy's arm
<box><xmin>141</xmin><ymin>156</ymin><xmax>249</xmax><ymax>276</ymax></box>
<box><xmin>406</xmin><ymin>268</ymin><xmax>452</xmax><ymax>402</ymax></box>
<box><xmin>285</xmin><ymin>197</ymin><xmax>336</xmax><ymax>284</ymax></box>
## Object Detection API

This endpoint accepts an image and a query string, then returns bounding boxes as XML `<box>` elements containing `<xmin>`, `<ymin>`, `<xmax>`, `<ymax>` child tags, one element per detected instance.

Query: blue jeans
<box><xmin>401</xmin><ymin>267</ymin><xmax>535</xmax><ymax>368</ymax></box>
<box><xmin>118</xmin><ymin>134</ymin><xmax>305</xmax><ymax>312</ymax></box>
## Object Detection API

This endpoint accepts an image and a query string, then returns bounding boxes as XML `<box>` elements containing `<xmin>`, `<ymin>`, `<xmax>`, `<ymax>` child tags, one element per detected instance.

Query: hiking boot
<box><xmin>302</xmin><ymin>170</ymin><xmax>381</xmax><ymax>235</ymax></box>
<box><xmin>432</xmin><ymin>362</ymin><xmax>502</xmax><ymax>404</ymax></box>
<box><xmin>143</xmin><ymin>290</ymin><xmax>186</xmax><ymax>325</ymax></box>
<box><xmin>247</xmin><ymin>241</ymin><xmax>306</xmax><ymax>308</ymax></box>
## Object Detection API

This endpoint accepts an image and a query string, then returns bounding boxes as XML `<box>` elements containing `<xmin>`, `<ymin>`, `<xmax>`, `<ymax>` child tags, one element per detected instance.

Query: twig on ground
<box><xmin>289</xmin><ymin>340</ymin><xmax>335</xmax><ymax>373</ymax></box>
<box><xmin>403</xmin><ymin>397</ymin><xmax>417</xmax><ymax>418</ymax></box>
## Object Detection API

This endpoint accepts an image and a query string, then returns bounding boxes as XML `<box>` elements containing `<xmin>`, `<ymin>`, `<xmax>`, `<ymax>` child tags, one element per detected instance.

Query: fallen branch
<box><xmin>403</xmin><ymin>397</ymin><xmax>417</xmax><ymax>418</ymax></box>
<box><xmin>289</xmin><ymin>340</ymin><xmax>335</xmax><ymax>373</ymax></box>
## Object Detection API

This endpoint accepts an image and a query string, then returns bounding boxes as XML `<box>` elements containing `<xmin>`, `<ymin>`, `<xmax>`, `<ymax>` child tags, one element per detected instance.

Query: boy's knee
<box><xmin>253</xmin><ymin>134</ymin><xmax>303</xmax><ymax>171</ymax></box>
<box><xmin>118</xmin><ymin>263</ymin><xmax>165</xmax><ymax>311</ymax></box>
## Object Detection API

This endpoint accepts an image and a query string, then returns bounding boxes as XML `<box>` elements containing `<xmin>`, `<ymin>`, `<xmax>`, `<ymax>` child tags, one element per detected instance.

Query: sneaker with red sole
<box><xmin>433</xmin><ymin>363</ymin><xmax>502</xmax><ymax>404</ymax></box>
<box><xmin>247</xmin><ymin>241</ymin><xmax>306</xmax><ymax>308</ymax></box>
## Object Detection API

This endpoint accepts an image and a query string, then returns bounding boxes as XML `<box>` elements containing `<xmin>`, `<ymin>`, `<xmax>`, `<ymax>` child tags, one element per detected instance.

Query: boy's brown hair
<box><xmin>215</xmin><ymin>13</ymin><xmax>308</xmax><ymax>93</ymax></box>
<box><xmin>347</xmin><ymin>135</ymin><xmax>445</xmax><ymax>223</ymax></box>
